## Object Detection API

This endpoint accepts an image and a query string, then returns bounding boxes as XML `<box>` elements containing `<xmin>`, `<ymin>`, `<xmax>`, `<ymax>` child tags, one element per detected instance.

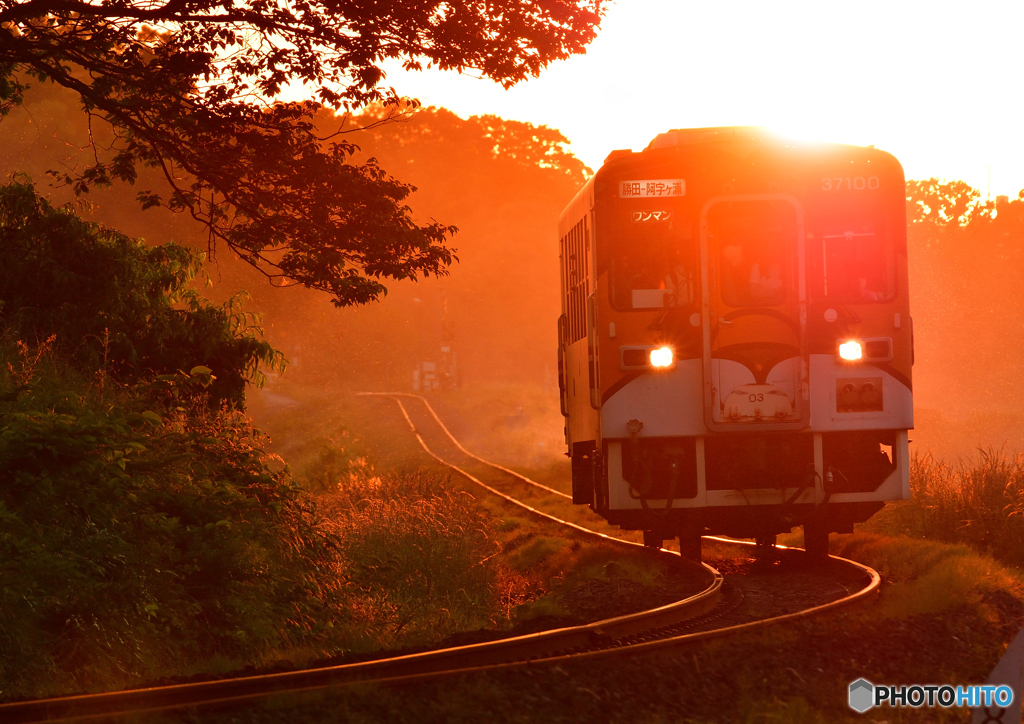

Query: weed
<box><xmin>832</xmin><ymin>534</ymin><xmax>1021</xmax><ymax>618</ymax></box>
<box><xmin>315</xmin><ymin>471</ymin><xmax>508</xmax><ymax>651</ymax></box>
<box><xmin>865</xmin><ymin>450</ymin><xmax>1024</xmax><ymax>566</ymax></box>
<box><xmin>5</xmin><ymin>334</ymin><xmax>56</xmax><ymax>385</ymax></box>
<box><xmin>505</xmin><ymin>536</ymin><xmax>571</xmax><ymax>571</ymax></box>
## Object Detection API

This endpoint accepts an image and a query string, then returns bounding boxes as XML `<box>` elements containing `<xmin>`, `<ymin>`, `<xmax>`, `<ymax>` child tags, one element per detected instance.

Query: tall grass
<box><xmin>315</xmin><ymin>471</ymin><xmax>513</xmax><ymax>651</ymax></box>
<box><xmin>833</xmin><ymin>534</ymin><xmax>1019</xmax><ymax>617</ymax></box>
<box><xmin>867</xmin><ymin>449</ymin><xmax>1024</xmax><ymax>566</ymax></box>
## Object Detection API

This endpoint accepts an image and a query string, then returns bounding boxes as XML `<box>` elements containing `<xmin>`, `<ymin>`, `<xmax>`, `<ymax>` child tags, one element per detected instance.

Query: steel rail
<box><xmin>313</xmin><ymin>393</ymin><xmax>881</xmax><ymax>682</ymax></box>
<box><xmin>340</xmin><ymin>393</ymin><xmax>881</xmax><ymax>670</ymax></box>
<box><xmin>360</xmin><ymin>391</ymin><xmax>572</xmax><ymax>499</ymax></box>
<box><xmin>371</xmin><ymin>392</ymin><xmax>644</xmax><ymax>543</ymax></box>
<box><xmin>0</xmin><ymin>578</ymin><xmax>725</xmax><ymax>724</ymax></box>
<box><xmin>0</xmin><ymin>393</ymin><xmax>882</xmax><ymax>722</ymax></box>
<box><xmin>375</xmin><ymin>393</ymin><xmax>881</xmax><ymax>599</ymax></box>
<box><xmin>273</xmin><ymin>547</ymin><xmax>881</xmax><ymax>696</ymax></box>
<box><xmin>0</xmin><ymin>396</ymin><xmax>723</xmax><ymax>723</ymax></box>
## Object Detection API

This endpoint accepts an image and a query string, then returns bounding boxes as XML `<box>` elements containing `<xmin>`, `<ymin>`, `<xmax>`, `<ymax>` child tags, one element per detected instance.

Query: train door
<box><xmin>699</xmin><ymin>195</ymin><xmax>809</xmax><ymax>431</ymax></box>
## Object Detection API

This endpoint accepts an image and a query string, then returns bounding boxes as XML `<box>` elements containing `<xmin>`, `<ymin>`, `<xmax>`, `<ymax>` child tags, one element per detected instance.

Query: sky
<box><xmin>381</xmin><ymin>0</ymin><xmax>1024</xmax><ymax>198</ymax></box>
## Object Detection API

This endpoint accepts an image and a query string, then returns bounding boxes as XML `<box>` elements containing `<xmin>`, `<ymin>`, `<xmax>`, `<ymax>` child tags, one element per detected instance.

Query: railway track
<box><xmin>0</xmin><ymin>393</ymin><xmax>881</xmax><ymax>723</ymax></box>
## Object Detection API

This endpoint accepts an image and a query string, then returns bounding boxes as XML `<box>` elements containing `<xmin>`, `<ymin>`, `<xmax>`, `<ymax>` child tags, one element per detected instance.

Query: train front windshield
<box><xmin>610</xmin><ymin>223</ymin><xmax>695</xmax><ymax>310</ymax></box>
<box><xmin>707</xmin><ymin>200</ymin><xmax>796</xmax><ymax>308</ymax></box>
<box><xmin>808</xmin><ymin>196</ymin><xmax>897</xmax><ymax>303</ymax></box>
<box><xmin>604</xmin><ymin>183</ymin><xmax>897</xmax><ymax>313</ymax></box>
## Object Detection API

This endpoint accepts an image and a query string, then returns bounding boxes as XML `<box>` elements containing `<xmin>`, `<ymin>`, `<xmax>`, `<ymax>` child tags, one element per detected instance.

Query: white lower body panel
<box><xmin>606</xmin><ymin>430</ymin><xmax>910</xmax><ymax>511</ymax></box>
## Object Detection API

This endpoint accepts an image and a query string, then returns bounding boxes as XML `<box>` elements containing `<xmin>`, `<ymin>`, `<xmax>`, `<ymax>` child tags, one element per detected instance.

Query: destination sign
<box><xmin>620</xmin><ymin>179</ymin><xmax>685</xmax><ymax>198</ymax></box>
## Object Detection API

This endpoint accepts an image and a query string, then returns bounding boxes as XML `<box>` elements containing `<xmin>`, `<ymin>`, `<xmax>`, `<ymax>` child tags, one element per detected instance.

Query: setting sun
<box><xmin>382</xmin><ymin>0</ymin><xmax>1024</xmax><ymax>198</ymax></box>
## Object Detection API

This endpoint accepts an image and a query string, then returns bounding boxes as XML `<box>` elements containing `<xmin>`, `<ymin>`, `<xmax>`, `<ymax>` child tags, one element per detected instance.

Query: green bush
<box><xmin>0</xmin><ymin>187</ymin><xmax>340</xmax><ymax>697</ymax></box>
<box><xmin>0</xmin><ymin>358</ymin><xmax>349</xmax><ymax>696</ymax></box>
<box><xmin>0</xmin><ymin>180</ymin><xmax>282</xmax><ymax>409</ymax></box>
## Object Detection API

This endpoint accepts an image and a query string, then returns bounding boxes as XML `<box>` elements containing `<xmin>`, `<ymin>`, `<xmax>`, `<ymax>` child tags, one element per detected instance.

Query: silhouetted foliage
<box><xmin>906</xmin><ymin>178</ymin><xmax>986</xmax><ymax>226</ymax></box>
<box><xmin>0</xmin><ymin>366</ymin><xmax>347</xmax><ymax>695</ymax></box>
<box><xmin>0</xmin><ymin>0</ymin><xmax>603</xmax><ymax>305</ymax></box>
<box><xmin>0</xmin><ymin>182</ymin><xmax>347</xmax><ymax>696</ymax></box>
<box><xmin>238</xmin><ymin>106</ymin><xmax>591</xmax><ymax>389</ymax></box>
<box><xmin>905</xmin><ymin>178</ymin><xmax>1024</xmax><ymax>435</ymax></box>
<box><xmin>0</xmin><ymin>180</ymin><xmax>282</xmax><ymax>408</ymax></box>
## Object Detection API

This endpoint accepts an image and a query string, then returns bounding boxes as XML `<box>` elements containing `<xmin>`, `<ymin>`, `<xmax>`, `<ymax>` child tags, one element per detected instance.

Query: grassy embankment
<box><xmin>133</xmin><ymin>423</ymin><xmax>1024</xmax><ymax>724</ymax></box>
<box><xmin>2</xmin><ymin>181</ymin><xmax>678</xmax><ymax>701</ymax></box>
<box><xmin>0</xmin><ymin>194</ymin><xmax>707</xmax><ymax>705</ymax></box>
<box><xmin>248</xmin><ymin>382</ymin><xmax>711</xmax><ymax>655</ymax></box>
<box><xmin>155</xmin><ymin>431</ymin><xmax>1024</xmax><ymax>723</ymax></box>
<box><xmin>1</xmin><ymin>365</ymin><xmax>707</xmax><ymax>700</ymax></box>
<box><xmin>238</xmin><ymin>384</ymin><xmax>1024</xmax><ymax>722</ymax></box>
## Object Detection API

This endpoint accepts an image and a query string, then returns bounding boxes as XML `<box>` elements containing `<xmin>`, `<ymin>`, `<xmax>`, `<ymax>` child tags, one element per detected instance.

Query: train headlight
<box><xmin>838</xmin><ymin>340</ymin><xmax>863</xmax><ymax>361</ymax></box>
<box><xmin>650</xmin><ymin>346</ymin><xmax>674</xmax><ymax>368</ymax></box>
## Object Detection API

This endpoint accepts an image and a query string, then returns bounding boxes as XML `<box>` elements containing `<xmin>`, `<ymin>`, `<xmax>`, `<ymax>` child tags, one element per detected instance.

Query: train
<box><xmin>556</xmin><ymin>127</ymin><xmax>912</xmax><ymax>560</ymax></box>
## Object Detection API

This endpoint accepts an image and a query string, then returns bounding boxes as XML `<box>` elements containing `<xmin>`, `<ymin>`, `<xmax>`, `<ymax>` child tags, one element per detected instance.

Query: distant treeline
<box><xmin>0</xmin><ymin>84</ymin><xmax>586</xmax><ymax>390</ymax></box>
<box><xmin>3</xmin><ymin>80</ymin><xmax>1023</xmax><ymax>436</ymax></box>
<box><xmin>905</xmin><ymin>180</ymin><xmax>1024</xmax><ymax>454</ymax></box>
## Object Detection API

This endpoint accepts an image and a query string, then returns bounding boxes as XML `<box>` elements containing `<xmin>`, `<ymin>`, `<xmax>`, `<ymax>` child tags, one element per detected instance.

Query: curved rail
<box><xmin>0</xmin><ymin>579</ymin><xmax>725</xmax><ymax>724</ymax></box>
<box><xmin>0</xmin><ymin>393</ymin><xmax>882</xmax><ymax>723</ymax></box>
<box><xmin>352</xmin><ymin>393</ymin><xmax>881</xmax><ymax>663</ymax></box>
<box><xmin>365</xmin><ymin>391</ymin><xmax>572</xmax><ymax>499</ymax></box>
<box><xmin>0</xmin><ymin>395</ymin><xmax>721</xmax><ymax>722</ymax></box>
<box><xmin>367</xmin><ymin>392</ymin><xmax>636</xmax><ymax>544</ymax></box>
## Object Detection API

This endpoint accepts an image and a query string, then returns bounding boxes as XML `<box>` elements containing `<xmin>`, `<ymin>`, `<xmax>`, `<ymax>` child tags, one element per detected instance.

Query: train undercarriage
<box><xmin>570</xmin><ymin>429</ymin><xmax>904</xmax><ymax>560</ymax></box>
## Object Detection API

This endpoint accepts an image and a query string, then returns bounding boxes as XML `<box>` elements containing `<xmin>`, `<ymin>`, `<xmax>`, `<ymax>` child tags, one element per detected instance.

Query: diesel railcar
<box><xmin>557</xmin><ymin>127</ymin><xmax>912</xmax><ymax>559</ymax></box>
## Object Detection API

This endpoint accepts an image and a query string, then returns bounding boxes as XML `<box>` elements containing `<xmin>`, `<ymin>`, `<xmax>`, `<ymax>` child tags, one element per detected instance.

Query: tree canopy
<box><xmin>904</xmin><ymin>179</ymin><xmax>1024</xmax><ymax>445</ymax></box>
<box><xmin>249</xmin><ymin>105</ymin><xmax>590</xmax><ymax>389</ymax></box>
<box><xmin>0</xmin><ymin>180</ymin><xmax>284</xmax><ymax>407</ymax></box>
<box><xmin>0</xmin><ymin>0</ymin><xmax>603</xmax><ymax>305</ymax></box>
<box><xmin>906</xmin><ymin>178</ymin><xmax>987</xmax><ymax>226</ymax></box>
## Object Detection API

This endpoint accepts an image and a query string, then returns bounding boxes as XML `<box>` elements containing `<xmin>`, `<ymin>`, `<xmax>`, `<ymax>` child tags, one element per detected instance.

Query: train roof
<box><xmin>646</xmin><ymin>126</ymin><xmax>767</xmax><ymax>150</ymax></box>
<box><xmin>601</xmin><ymin>126</ymin><xmax>897</xmax><ymax>168</ymax></box>
<box><xmin>562</xmin><ymin>126</ymin><xmax>903</xmax><ymax>234</ymax></box>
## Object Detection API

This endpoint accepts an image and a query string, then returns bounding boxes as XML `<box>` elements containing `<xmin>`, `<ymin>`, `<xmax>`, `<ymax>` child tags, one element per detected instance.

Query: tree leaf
<box><xmin>0</xmin><ymin>0</ymin><xmax>603</xmax><ymax>306</ymax></box>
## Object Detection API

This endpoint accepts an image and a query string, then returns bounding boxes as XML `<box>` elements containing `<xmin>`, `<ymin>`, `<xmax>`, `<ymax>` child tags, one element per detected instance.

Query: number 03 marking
<box><xmin>822</xmin><ymin>176</ymin><xmax>880</xmax><ymax>191</ymax></box>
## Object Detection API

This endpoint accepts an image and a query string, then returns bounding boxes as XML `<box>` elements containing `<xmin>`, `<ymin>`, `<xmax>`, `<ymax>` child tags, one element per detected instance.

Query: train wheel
<box><xmin>642</xmin><ymin>530</ymin><xmax>664</xmax><ymax>549</ymax></box>
<box><xmin>678</xmin><ymin>531</ymin><xmax>702</xmax><ymax>563</ymax></box>
<box><xmin>803</xmin><ymin>522</ymin><xmax>830</xmax><ymax>560</ymax></box>
<box><xmin>754</xmin><ymin>535</ymin><xmax>778</xmax><ymax>561</ymax></box>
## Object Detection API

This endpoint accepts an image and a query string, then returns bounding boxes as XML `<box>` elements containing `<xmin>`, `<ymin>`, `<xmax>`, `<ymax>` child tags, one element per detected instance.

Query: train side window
<box><xmin>610</xmin><ymin>229</ymin><xmax>694</xmax><ymax>310</ymax></box>
<box><xmin>818</xmin><ymin>225</ymin><xmax>895</xmax><ymax>302</ymax></box>
<box><xmin>708</xmin><ymin>200</ymin><xmax>796</xmax><ymax>307</ymax></box>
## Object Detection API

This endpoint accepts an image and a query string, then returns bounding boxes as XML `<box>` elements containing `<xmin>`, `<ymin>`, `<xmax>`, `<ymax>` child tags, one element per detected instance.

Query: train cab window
<box><xmin>819</xmin><ymin>225</ymin><xmax>895</xmax><ymax>301</ymax></box>
<box><xmin>610</xmin><ymin>228</ymin><xmax>694</xmax><ymax>310</ymax></box>
<box><xmin>707</xmin><ymin>200</ymin><xmax>796</xmax><ymax>307</ymax></box>
<box><xmin>808</xmin><ymin>210</ymin><xmax>896</xmax><ymax>302</ymax></box>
